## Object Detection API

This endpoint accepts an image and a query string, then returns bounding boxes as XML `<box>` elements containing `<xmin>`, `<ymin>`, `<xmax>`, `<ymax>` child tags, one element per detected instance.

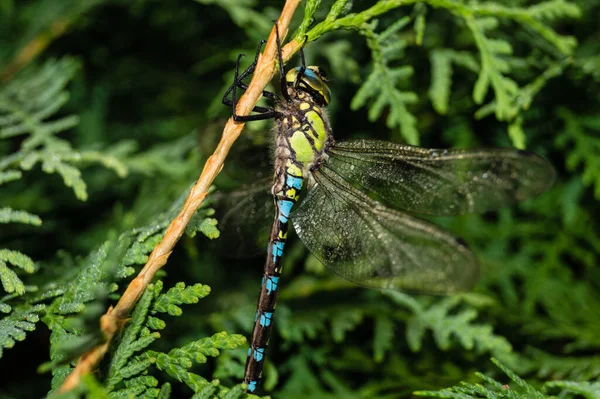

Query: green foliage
<box><xmin>98</xmin><ymin>281</ymin><xmax>246</xmax><ymax>398</ymax></box>
<box><xmin>388</xmin><ymin>293</ymin><xmax>514</xmax><ymax>365</ymax></box>
<box><xmin>187</xmin><ymin>206</ymin><xmax>220</xmax><ymax>240</ymax></box>
<box><xmin>0</xmin><ymin>0</ymin><xmax>598</xmax><ymax>398</ymax></box>
<box><xmin>429</xmin><ymin>49</ymin><xmax>479</xmax><ymax>115</ymax></box>
<box><xmin>300</xmin><ymin>0</ymin><xmax>579</xmax><ymax>147</ymax></box>
<box><xmin>0</xmin><ymin>303</ymin><xmax>43</xmax><ymax>358</ymax></box>
<box><xmin>42</xmin><ymin>197</ymin><xmax>228</xmax><ymax>388</ymax></box>
<box><xmin>417</xmin><ymin>358</ymin><xmax>598</xmax><ymax>399</ymax></box>
<box><xmin>351</xmin><ymin>18</ymin><xmax>419</xmax><ymax>144</ymax></box>
<box><xmin>556</xmin><ymin>108</ymin><xmax>600</xmax><ymax>198</ymax></box>
<box><xmin>0</xmin><ymin>56</ymin><xmax>124</xmax><ymax>297</ymax></box>
<box><xmin>0</xmin><ymin>57</ymin><xmax>126</xmax><ymax>200</ymax></box>
<box><xmin>546</xmin><ymin>381</ymin><xmax>600</xmax><ymax>399</ymax></box>
<box><xmin>0</xmin><ymin>249</ymin><xmax>36</xmax><ymax>294</ymax></box>
<box><xmin>0</xmin><ymin>45</ymin><xmax>234</xmax><ymax>394</ymax></box>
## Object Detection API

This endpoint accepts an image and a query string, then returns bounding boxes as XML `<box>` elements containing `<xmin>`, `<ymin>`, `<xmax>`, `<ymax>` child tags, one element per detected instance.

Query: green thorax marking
<box><xmin>274</xmin><ymin>66</ymin><xmax>333</xmax><ymax>178</ymax></box>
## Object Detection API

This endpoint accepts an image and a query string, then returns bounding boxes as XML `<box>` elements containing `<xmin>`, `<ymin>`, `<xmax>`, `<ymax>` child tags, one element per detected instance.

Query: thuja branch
<box><xmin>296</xmin><ymin>0</ymin><xmax>577</xmax><ymax>56</ymax></box>
<box><xmin>57</xmin><ymin>0</ymin><xmax>303</xmax><ymax>392</ymax></box>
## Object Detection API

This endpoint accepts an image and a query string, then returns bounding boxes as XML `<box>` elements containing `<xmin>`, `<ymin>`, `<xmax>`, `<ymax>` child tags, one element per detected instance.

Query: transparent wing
<box><xmin>216</xmin><ymin>178</ymin><xmax>274</xmax><ymax>258</ymax></box>
<box><xmin>291</xmin><ymin>167</ymin><xmax>479</xmax><ymax>294</ymax></box>
<box><xmin>327</xmin><ymin>139</ymin><xmax>556</xmax><ymax>215</ymax></box>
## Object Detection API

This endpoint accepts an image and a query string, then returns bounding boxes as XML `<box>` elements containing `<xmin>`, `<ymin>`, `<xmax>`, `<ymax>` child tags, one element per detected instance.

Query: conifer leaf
<box><xmin>152</xmin><ymin>282</ymin><xmax>211</xmax><ymax>316</ymax></box>
<box><xmin>330</xmin><ymin>308</ymin><xmax>362</xmax><ymax>342</ymax></box>
<box><xmin>429</xmin><ymin>49</ymin><xmax>479</xmax><ymax>115</ymax></box>
<box><xmin>186</xmin><ymin>208</ymin><xmax>220</xmax><ymax>240</ymax></box>
<box><xmin>0</xmin><ymin>170</ymin><xmax>21</xmax><ymax>185</ymax></box>
<box><xmin>429</xmin><ymin>50</ymin><xmax>453</xmax><ymax>115</ymax></box>
<box><xmin>0</xmin><ymin>264</ymin><xmax>22</xmax><ymax>295</ymax></box>
<box><xmin>0</xmin><ymin>305</ymin><xmax>43</xmax><ymax>358</ymax></box>
<box><xmin>556</xmin><ymin>108</ymin><xmax>600</xmax><ymax>198</ymax></box>
<box><xmin>106</xmin><ymin>286</ymin><xmax>156</xmax><ymax>390</ymax></box>
<box><xmin>413</xmin><ymin>4</ymin><xmax>427</xmax><ymax>46</ymax></box>
<box><xmin>102</xmin><ymin>279</ymin><xmax>245</xmax><ymax>397</ymax></box>
<box><xmin>373</xmin><ymin>315</ymin><xmax>394</xmax><ymax>362</ymax></box>
<box><xmin>416</xmin><ymin>358</ymin><xmax>550</xmax><ymax>399</ymax></box>
<box><xmin>508</xmin><ymin>117</ymin><xmax>526</xmax><ymax>149</ymax></box>
<box><xmin>0</xmin><ymin>250</ymin><xmax>35</xmax><ymax>294</ymax></box>
<box><xmin>149</xmin><ymin>332</ymin><xmax>246</xmax><ymax>394</ymax></box>
<box><xmin>296</xmin><ymin>0</ymin><xmax>322</xmax><ymax>38</ymax></box>
<box><xmin>467</xmin><ymin>17</ymin><xmax>519</xmax><ymax>121</ymax></box>
<box><xmin>0</xmin><ymin>208</ymin><xmax>42</xmax><ymax>225</ymax></box>
<box><xmin>157</xmin><ymin>382</ymin><xmax>171</xmax><ymax>399</ymax></box>
<box><xmin>351</xmin><ymin>20</ymin><xmax>419</xmax><ymax>144</ymax></box>
<box><xmin>388</xmin><ymin>293</ymin><xmax>514</xmax><ymax>363</ymax></box>
<box><xmin>325</xmin><ymin>0</ymin><xmax>352</xmax><ymax>23</ymax></box>
<box><xmin>277</xmin><ymin>305</ymin><xmax>328</xmax><ymax>343</ymax></box>
<box><xmin>546</xmin><ymin>381</ymin><xmax>600</xmax><ymax>399</ymax></box>
<box><xmin>146</xmin><ymin>316</ymin><xmax>166</xmax><ymax>331</ymax></box>
<box><xmin>0</xmin><ymin>250</ymin><xmax>35</xmax><ymax>274</ymax></box>
<box><xmin>529</xmin><ymin>348</ymin><xmax>600</xmax><ymax>381</ymax></box>
<box><xmin>122</xmin><ymin>234</ymin><xmax>164</xmax><ymax>266</ymax></box>
<box><xmin>40</xmin><ymin>151</ymin><xmax>88</xmax><ymax>200</ymax></box>
<box><xmin>79</xmin><ymin>150</ymin><xmax>128</xmax><ymax>178</ymax></box>
<box><xmin>0</xmin><ymin>57</ymin><xmax>128</xmax><ymax>200</ymax></box>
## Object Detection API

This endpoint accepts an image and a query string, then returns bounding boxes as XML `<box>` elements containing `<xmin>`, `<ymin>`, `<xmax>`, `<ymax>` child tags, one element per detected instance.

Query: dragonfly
<box><xmin>221</xmin><ymin>23</ymin><xmax>555</xmax><ymax>393</ymax></box>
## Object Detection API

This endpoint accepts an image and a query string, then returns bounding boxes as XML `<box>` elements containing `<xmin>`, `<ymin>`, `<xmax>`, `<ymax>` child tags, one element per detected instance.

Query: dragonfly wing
<box><xmin>327</xmin><ymin>139</ymin><xmax>555</xmax><ymax>215</ymax></box>
<box><xmin>217</xmin><ymin>178</ymin><xmax>274</xmax><ymax>258</ymax></box>
<box><xmin>291</xmin><ymin>166</ymin><xmax>479</xmax><ymax>294</ymax></box>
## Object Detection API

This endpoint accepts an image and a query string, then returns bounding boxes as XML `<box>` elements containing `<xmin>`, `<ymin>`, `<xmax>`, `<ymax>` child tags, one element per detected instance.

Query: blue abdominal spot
<box><xmin>286</xmin><ymin>175</ymin><xmax>303</xmax><ymax>190</ymax></box>
<box><xmin>247</xmin><ymin>380</ymin><xmax>257</xmax><ymax>392</ymax></box>
<box><xmin>253</xmin><ymin>347</ymin><xmax>265</xmax><ymax>361</ymax></box>
<box><xmin>278</xmin><ymin>199</ymin><xmax>293</xmax><ymax>218</ymax></box>
<box><xmin>265</xmin><ymin>276</ymin><xmax>279</xmax><ymax>294</ymax></box>
<box><xmin>260</xmin><ymin>312</ymin><xmax>273</xmax><ymax>327</ymax></box>
<box><xmin>272</xmin><ymin>241</ymin><xmax>285</xmax><ymax>262</ymax></box>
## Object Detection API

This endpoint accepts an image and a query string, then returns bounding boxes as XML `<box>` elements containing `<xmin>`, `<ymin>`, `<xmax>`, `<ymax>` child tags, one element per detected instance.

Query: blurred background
<box><xmin>0</xmin><ymin>0</ymin><xmax>598</xmax><ymax>398</ymax></box>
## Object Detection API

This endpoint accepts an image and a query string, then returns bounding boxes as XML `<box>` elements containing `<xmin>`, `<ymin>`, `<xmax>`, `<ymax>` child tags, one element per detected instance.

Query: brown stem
<box><xmin>57</xmin><ymin>0</ymin><xmax>303</xmax><ymax>392</ymax></box>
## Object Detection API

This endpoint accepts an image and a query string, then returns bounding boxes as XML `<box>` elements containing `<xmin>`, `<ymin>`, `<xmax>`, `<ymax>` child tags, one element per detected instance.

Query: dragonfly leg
<box><xmin>231</xmin><ymin>54</ymin><xmax>280</xmax><ymax>122</ymax></box>
<box><xmin>222</xmin><ymin>39</ymin><xmax>278</xmax><ymax>114</ymax></box>
<box><xmin>274</xmin><ymin>21</ymin><xmax>291</xmax><ymax>103</ymax></box>
<box><xmin>294</xmin><ymin>36</ymin><xmax>308</xmax><ymax>89</ymax></box>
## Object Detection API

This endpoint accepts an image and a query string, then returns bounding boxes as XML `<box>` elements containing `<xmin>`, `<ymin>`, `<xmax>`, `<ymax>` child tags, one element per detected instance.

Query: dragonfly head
<box><xmin>285</xmin><ymin>66</ymin><xmax>331</xmax><ymax>107</ymax></box>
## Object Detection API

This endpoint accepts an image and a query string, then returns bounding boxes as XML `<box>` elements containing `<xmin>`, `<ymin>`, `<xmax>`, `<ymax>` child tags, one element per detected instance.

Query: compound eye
<box><xmin>301</xmin><ymin>68</ymin><xmax>331</xmax><ymax>106</ymax></box>
<box><xmin>286</xmin><ymin>67</ymin><xmax>331</xmax><ymax>106</ymax></box>
<box><xmin>302</xmin><ymin>69</ymin><xmax>324</xmax><ymax>91</ymax></box>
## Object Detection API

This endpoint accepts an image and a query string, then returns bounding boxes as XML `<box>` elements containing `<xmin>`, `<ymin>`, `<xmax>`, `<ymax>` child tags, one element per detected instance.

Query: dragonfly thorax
<box><xmin>272</xmin><ymin>87</ymin><xmax>334</xmax><ymax>195</ymax></box>
<box><xmin>276</xmin><ymin>90</ymin><xmax>332</xmax><ymax>160</ymax></box>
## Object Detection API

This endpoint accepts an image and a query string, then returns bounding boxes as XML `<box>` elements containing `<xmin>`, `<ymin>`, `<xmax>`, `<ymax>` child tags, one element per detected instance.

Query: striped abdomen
<box><xmin>243</xmin><ymin>161</ymin><xmax>303</xmax><ymax>392</ymax></box>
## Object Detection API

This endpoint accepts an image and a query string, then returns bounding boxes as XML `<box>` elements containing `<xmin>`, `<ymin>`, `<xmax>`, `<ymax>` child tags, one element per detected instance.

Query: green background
<box><xmin>0</xmin><ymin>0</ymin><xmax>598</xmax><ymax>398</ymax></box>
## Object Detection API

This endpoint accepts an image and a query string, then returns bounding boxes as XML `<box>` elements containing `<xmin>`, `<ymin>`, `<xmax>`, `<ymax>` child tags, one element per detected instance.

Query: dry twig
<box><xmin>58</xmin><ymin>0</ymin><xmax>303</xmax><ymax>392</ymax></box>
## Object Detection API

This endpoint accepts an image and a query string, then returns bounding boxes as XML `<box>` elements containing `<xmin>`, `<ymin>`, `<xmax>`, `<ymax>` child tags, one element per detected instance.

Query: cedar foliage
<box><xmin>0</xmin><ymin>0</ymin><xmax>598</xmax><ymax>398</ymax></box>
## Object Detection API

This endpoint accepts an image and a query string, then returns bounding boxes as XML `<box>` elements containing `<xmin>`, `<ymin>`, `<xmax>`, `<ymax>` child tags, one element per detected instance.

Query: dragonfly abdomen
<box><xmin>244</xmin><ymin>160</ymin><xmax>303</xmax><ymax>392</ymax></box>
